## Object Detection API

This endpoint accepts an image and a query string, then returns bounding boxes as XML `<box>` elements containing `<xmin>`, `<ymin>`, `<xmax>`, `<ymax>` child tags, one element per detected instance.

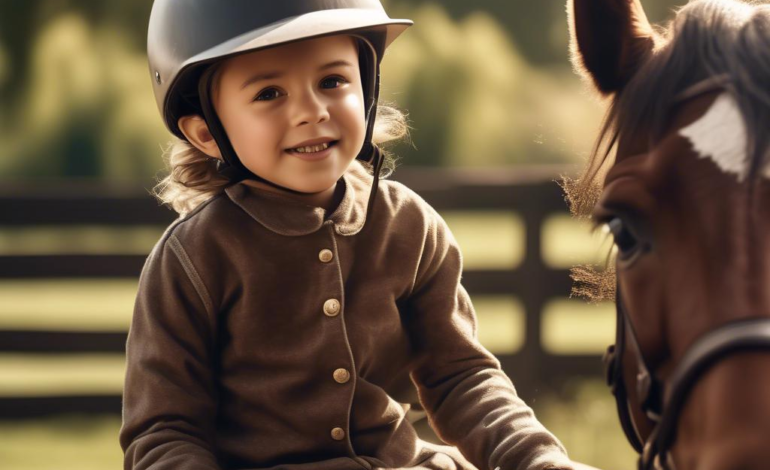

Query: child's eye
<box><xmin>320</xmin><ymin>76</ymin><xmax>348</xmax><ymax>89</ymax></box>
<box><xmin>254</xmin><ymin>88</ymin><xmax>282</xmax><ymax>102</ymax></box>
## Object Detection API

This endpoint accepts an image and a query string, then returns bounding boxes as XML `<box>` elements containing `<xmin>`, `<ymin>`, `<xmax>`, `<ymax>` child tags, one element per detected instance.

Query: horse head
<box><xmin>568</xmin><ymin>0</ymin><xmax>770</xmax><ymax>469</ymax></box>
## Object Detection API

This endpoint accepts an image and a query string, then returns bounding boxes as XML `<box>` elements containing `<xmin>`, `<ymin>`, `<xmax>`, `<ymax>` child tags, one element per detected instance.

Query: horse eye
<box><xmin>606</xmin><ymin>217</ymin><xmax>639</xmax><ymax>257</ymax></box>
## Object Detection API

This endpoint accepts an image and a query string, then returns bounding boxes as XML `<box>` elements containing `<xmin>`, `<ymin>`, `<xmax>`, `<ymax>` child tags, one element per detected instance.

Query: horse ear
<box><xmin>568</xmin><ymin>0</ymin><xmax>657</xmax><ymax>94</ymax></box>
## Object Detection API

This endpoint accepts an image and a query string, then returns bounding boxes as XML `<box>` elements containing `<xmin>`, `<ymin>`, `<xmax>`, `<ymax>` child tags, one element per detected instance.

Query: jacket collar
<box><xmin>224</xmin><ymin>161</ymin><xmax>372</xmax><ymax>237</ymax></box>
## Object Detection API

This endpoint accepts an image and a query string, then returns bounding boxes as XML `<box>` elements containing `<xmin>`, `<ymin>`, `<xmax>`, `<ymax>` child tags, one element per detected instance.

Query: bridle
<box><xmin>606</xmin><ymin>291</ymin><xmax>770</xmax><ymax>470</ymax></box>
<box><xmin>602</xmin><ymin>74</ymin><xmax>770</xmax><ymax>470</ymax></box>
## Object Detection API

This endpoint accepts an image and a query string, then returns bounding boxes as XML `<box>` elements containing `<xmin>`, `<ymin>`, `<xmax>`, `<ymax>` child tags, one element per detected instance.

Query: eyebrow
<box><xmin>319</xmin><ymin>60</ymin><xmax>356</xmax><ymax>71</ymax></box>
<box><xmin>240</xmin><ymin>71</ymin><xmax>284</xmax><ymax>90</ymax></box>
<box><xmin>240</xmin><ymin>60</ymin><xmax>356</xmax><ymax>90</ymax></box>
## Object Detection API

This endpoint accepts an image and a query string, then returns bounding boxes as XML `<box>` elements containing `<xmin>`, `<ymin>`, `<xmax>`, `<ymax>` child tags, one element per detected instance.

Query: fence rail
<box><xmin>0</xmin><ymin>166</ymin><xmax>604</xmax><ymax>419</ymax></box>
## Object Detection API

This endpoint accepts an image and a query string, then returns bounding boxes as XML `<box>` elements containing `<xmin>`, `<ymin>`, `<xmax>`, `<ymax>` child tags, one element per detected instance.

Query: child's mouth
<box><xmin>287</xmin><ymin>140</ymin><xmax>338</xmax><ymax>155</ymax></box>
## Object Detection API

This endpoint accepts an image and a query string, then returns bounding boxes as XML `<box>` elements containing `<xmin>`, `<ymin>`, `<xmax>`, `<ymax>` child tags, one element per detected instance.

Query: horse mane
<box><xmin>564</xmin><ymin>0</ymin><xmax>770</xmax><ymax>302</ymax></box>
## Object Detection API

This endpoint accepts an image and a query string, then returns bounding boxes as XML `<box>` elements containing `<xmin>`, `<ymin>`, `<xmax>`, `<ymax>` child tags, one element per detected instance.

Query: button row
<box><xmin>319</xmin><ymin>249</ymin><xmax>345</xmax><ymax>444</ymax></box>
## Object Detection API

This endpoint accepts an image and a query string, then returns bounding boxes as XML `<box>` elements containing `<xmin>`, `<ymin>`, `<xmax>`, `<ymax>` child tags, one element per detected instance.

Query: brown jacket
<box><xmin>120</xmin><ymin>162</ymin><xmax>571</xmax><ymax>470</ymax></box>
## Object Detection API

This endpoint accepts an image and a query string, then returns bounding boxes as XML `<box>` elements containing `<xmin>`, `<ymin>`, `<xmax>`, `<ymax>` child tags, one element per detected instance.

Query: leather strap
<box><xmin>655</xmin><ymin>319</ymin><xmax>770</xmax><ymax>452</ymax></box>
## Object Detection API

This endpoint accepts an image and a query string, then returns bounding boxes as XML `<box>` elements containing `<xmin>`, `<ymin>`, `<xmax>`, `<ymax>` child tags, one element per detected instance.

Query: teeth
<box><xmin>295</xmin><ymin>142</ymin><xmax>330</xmax><ymax>153</ymax></box>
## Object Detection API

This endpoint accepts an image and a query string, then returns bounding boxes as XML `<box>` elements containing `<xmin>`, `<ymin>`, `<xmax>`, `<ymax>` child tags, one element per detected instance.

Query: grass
<box><xmin>0</xmin><ymin>279</ymin><xmax>135</xmax><ymax>331</ymax></box>
<box><xmin>0</xmin><ymin>354</ymin><xmax>125</xmax><ymax>397</ymax></box>
<box><xmin>536</xmin><ymin>380</ymin><xmax>638</xmax><ymax>470</ymax></box>
<box><xmin>0</xmin><ymin>414</ymin><xmax>123</xmax><ymax>470</ymax></box>
<box><xmin>0</xmin><ymin>379</ymin><xmax>637</xmax><ymax>470</ymax></box>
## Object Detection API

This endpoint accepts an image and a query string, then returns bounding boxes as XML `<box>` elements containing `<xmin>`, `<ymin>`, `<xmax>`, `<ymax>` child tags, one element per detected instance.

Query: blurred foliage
<box><xmin>387</xmin><ymin>0</ymin><xmax>686</xmax><ymax>65</ymax></box>
<box><xmin>0</xmin><ymin>0</ymin><xmax>682</xmax><ymax>179</ymax></box>
<box><xmin>0</xmin><ymin>1</ymin><xmax>164</xmax><ymax>180</ymax></box>
<box><xmin>380</xmin><ymin>4</ymin><xmax>604</xmax><ymax>166</ymax></box>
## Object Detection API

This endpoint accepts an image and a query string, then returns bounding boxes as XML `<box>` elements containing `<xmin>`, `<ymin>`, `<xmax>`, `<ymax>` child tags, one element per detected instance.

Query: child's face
<box><xmin>213</xmin><ymin>35</ymin><xmax>366</xmax><ymax>193</ymax></box>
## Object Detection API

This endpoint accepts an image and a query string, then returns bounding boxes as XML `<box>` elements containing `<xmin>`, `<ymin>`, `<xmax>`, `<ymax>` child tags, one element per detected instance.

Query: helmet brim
<box><xmin>160</xmin><ymin>9</ymin><xmax>412</xmax><ymax>137</ymax></box>
<box><xmin>190</xmin><ymin>9</ymin><xmax>412</xmax><ymax>64</ymax></box>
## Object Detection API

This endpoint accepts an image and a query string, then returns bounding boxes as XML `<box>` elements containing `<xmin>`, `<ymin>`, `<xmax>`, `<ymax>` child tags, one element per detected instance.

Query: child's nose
<box><xmin>292</xmin><ymin>90</ymin><xmax>330</xmax><ymax>127</ymax></box>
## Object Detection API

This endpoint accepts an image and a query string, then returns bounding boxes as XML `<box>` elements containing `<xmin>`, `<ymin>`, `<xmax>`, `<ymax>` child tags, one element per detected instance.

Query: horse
<box><xmin>565</xmin><ymin>0</ymin><xmax>770</xmax><ymax>469</ymax></box>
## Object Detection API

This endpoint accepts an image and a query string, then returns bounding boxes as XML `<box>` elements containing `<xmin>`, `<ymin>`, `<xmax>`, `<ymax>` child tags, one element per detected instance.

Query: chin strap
<box><xmin>364</xmin><ymin>144</ymin><xmax>385</xmax><ymax>231</ymax></box>
<box><xmin>359</xmin><ymin>45</ymin><xmax>384</xmax><ymax>232</ymax></box>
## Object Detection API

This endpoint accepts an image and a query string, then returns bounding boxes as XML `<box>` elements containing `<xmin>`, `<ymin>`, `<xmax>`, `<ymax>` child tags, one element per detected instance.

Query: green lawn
<box><xmin>0</xmin><ymin>414</ymin><xmax>123</xmax><ymax>470</ymax></box>
<box><xmin>0</xmin><ymin>379</ymin><xmax>636</xmax><ymax>470</ymax></box>
<box><xmin>536</xmin><ymin>380</ymin><xmax>637</xmax><ymax>470</ymax></box>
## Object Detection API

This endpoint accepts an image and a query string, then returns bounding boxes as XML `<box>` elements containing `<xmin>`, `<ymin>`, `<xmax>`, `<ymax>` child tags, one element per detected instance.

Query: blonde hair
<box><xmin>153</xmin><ymin>103</ymin><xmax>409</xmax><ymax>216</ymax></box>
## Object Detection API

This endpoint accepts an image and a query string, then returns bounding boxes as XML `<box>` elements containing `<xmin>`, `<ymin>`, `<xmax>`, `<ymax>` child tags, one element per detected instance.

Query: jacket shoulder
<box><xmin>142</xmin><ymin>191</ymin><xmax>241</xmax><ymax>284</ymax></box>
<box><xmin>159</xmin><ymin>191</ymin><xmax>241</xmax><ymax>246</ymax></box>
<box><xmin>141</xmin><ymin>193</ymin><xmax>225</xmax><ymax>267</ymax></box>
<box><xmin>140</xmin><ymin>193</ymin><xmax>238</xmax><ymax>314</ymax></box>
<box><xmin>378</xmin><ymin>179</ymin><xmax>441</xmax><ymax>220</ymax></box>
<box><xmin>377</xmin><ymin>178</ymin><xmax>449</xmax><ymax>236</ymax></box>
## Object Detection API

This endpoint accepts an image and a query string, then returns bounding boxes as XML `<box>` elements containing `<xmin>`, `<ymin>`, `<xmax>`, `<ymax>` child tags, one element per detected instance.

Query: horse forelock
<box><xmin>613</xmin><ymin>0</ymin><xmax>770</xmax><ymax>182</ymax></box>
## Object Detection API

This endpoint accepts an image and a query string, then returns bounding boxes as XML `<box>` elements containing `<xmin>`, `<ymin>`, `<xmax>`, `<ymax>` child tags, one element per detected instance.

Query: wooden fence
<box><xmin>0</xmin><ymin>166</ymin><xmax>604</xmax><ymax>419</ymax></box>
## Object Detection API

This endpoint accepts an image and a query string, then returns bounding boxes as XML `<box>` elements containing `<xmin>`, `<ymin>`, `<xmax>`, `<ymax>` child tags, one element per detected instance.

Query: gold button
<box><xmin>319</xmin><ymin>249</ymin><xmax>334</xmax><ymax>263</ymax></box>
<box><xmin>333</xmin><ymin>368</ymin><xmax>351</xmax><ymax>384</ymax></box>
<box><xmin>323</xmin><ymin>299</ymin><xmax>341</xmax><ymax>317</ymax></box>
<box><xmin>331</xmin><ymin>427</ymin><xmax>346</xmax><ymax>441</ymax></box>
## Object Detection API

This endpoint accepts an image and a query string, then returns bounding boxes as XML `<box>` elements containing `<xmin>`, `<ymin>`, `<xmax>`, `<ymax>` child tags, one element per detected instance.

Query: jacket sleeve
<box><xmin>405</xmin><ymin>210</ymin><xmax>573</xmax><ymax>470</ymax></box>
<box><xmin>120</xmin><ymin>233</ymin><xmax>221</xmax><ymax>469</ymax></box>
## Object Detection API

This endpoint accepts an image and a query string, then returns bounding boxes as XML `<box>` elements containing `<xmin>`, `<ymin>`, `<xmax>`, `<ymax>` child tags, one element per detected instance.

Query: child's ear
<box><xmin>568</xmin><ymin>0</ymin><xmax>657</xmax><ymax>95</ymax></box>
<box><xmin>178</xmin><ymin>115</ymin><xmax>223</xmax><ymax>159</ymax></box>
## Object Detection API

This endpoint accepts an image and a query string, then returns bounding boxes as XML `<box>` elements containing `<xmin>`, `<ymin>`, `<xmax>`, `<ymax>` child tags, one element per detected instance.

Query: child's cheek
<box><xmin>343</xmin><ymin>92</ymin><xmax>365</xmax><ymax>116</ymax></box>
<box><xmin>341</xmin><ymin>92</ymin><xmax>367</xmax><ymax>147</ymax></box>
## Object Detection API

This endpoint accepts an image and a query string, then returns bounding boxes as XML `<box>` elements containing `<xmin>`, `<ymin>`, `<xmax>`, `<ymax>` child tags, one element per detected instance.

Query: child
<box><xmin>120</xmin><ymin>1</ymin><xmax>576</xmax><ymax>469</ymax></box>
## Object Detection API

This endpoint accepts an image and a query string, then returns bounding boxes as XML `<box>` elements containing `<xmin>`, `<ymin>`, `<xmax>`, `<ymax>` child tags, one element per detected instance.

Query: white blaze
<box><xmin>678</xmin><ymin>93</ymin><xmax>765</xmax><ymax>181</ymax></box>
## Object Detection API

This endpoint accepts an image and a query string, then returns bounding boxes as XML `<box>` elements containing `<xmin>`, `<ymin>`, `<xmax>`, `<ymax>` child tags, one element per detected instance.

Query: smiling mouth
<box><xmin>287</xmin><ymin>141</ymin><xmax>338</xmax><ymax>154</ymax></box>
